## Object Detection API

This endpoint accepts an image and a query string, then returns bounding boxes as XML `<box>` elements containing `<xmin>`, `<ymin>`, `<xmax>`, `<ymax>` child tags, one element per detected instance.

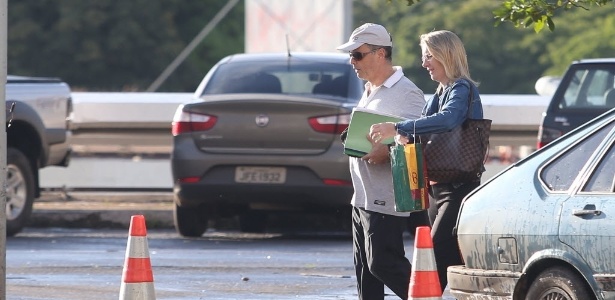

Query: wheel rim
<box><xmin>539</xmin><ymin>287</ymin><xmax>572</xmax><ymax>300</ymax></box>
<box><xmin>6</xmin><ymin>164</ymin><xmax>27</xmax><ymax>220</ymax></box>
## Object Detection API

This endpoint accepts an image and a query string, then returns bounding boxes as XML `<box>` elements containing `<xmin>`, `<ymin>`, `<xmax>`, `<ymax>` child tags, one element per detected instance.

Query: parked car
<box><xmin>448</xmin><ymin>108</ymin><xmax>615</xmax><ymax>299</ymax></box>
<box><xmin>538</xmin><ymin>58</ymin><xmax>615</xmax><ymax>148</ymax></box>
<box><xmin>171</xmin><ymin>52</ymin><xmax>365</xmax><ymax>236</ymax></box>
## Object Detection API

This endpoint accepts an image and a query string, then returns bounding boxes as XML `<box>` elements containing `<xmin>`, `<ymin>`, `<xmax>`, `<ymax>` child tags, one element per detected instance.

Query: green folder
<box><xmin>343</xmin><ymin>108</ymin><xmax>404</xmax><ymax>157</ymax></box>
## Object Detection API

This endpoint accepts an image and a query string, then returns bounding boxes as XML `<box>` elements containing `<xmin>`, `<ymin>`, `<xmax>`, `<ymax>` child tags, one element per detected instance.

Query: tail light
<box><xmin>537</xmin><ymin>126</ymin><xmax>562</xmax><ymax>148</ymax></box>
<box><xmin>178</xmin><ymin>177</ymin><xmax>200</xmax><ymax>184</ymax></box>
<box><xmin>172</xmin><ymin>107</ymin><xmax>217</xmax><ymax>136</ymax></box>
<box><xmin>308</xmin><ymin>114</ymin><xmax>350</xmax><ymax>134</ymax></box>
<box><xmin>323</xmin><ymin>179</ymin><xmax>352</xmax><ymax>186</ymax></box>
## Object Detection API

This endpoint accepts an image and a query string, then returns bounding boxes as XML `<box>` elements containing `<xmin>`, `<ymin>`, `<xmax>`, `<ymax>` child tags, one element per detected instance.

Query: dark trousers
<box><xmin>427</xmin><ymin>181</ymin><xmax>480</xmax><ymax>292</ymax></box>
<box><xmin>352</xmin><ymin>207</ymin><xmax>411</xmax><ymax>300</ymax></box>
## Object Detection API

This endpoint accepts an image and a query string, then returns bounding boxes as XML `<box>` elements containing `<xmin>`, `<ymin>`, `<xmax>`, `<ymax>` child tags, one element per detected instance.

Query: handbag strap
<box><xmin>465</xmin><ymin>81</ymin><xmax>475</xmax><ymax>120</ymax></box>
<box><xmin>439</xmin><ymin>79</ymin><xmax>475</xmax><ymax>120</ymax></box>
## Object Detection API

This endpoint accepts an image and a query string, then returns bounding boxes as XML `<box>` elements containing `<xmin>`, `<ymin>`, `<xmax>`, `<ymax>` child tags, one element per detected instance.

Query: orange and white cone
<box><xmin>408</xmin><ymin>226</ymin><xmax>442</xmax><ymax>300</ymax></box>
<box><xmin>119</xmin><ymin>215</ymin><xmax>156</xmax><ymax>300</ymax></box>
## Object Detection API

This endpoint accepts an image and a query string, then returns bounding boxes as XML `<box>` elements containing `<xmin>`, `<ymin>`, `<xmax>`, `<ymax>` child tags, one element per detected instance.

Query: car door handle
<box><xmin>573</xmin><ymin>209</ymin><xmax>602</xmax><ymax>216</ymax></box>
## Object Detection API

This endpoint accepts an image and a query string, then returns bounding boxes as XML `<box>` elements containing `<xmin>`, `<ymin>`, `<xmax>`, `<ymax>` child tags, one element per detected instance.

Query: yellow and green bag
<box><xmin>390</xmin><ymin>143</ymin><xmax>429</xmax><ymax>212</ymax></box>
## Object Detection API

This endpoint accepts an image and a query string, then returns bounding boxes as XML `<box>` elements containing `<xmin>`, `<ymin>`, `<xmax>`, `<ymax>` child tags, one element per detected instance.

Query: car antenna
<box><xmin>286</xmin><ymin>34</ymin><xmax>291</xmax><ymax>57</ymax></box>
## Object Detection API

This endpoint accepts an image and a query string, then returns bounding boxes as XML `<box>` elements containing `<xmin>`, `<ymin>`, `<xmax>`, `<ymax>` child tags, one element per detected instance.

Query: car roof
<box><xmin>6</xmin><ymin>75</ymin><xmax>63</xmax><ymax>84</ymax></box>
<box><xmin>573</xmin><ymin>57</ymin><xmax>615</xmax><ymax>64</ymax></box>
<box><xmin>220</xmin><ymin>52</ymin><xmax>351</xmax><ymax>64</ymax></box>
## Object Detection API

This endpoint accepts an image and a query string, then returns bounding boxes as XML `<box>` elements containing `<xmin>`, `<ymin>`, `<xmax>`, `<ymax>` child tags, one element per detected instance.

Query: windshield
<box><xmin>557</xmin><ymin>64</ymin><xmax>615</xmax><ymax>111</ymax></box>
<box><xmin>201</xmin><ymin>59</ymin><xmax>357</xmax><ymax>101</ymax></box>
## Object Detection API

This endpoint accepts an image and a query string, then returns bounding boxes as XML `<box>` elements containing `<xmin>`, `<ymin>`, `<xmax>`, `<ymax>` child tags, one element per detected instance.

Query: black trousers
<box><xmin>427</xmin><ymin>181</ymin><xmax>480</xmax><ymax>292</ymax></box>
<box><xmin>352</xmin><ymin>207</ymin><xmax>411</xmax><ymax>300</ymax></box>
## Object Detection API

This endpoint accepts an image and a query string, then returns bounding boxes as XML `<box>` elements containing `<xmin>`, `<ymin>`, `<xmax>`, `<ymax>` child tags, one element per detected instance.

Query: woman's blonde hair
<box><xmin>420</xmin><ymin>30</ymin><xmax>477</xmax><ymax>93</ymax></box>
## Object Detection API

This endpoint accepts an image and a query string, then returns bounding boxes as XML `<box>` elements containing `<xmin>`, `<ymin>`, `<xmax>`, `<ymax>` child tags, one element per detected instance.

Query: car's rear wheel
<box><xmin>526</xmin><ymin>266</ymin><xmax>593</xmax><ymax>300</ymax></box>
<box><xmin>6</xmin><ymin>148</ymin><xmax>35</xmax><ymax>236</ymax></box>
<box><xmin>173</xmin><ymin>203</ymin><xmax>208</xmax><ymax>237</ymax></box>
<box><xmin>239</xmin><ymin>210</ymin><xmax>268</xmax><ymax>233</ymax></box>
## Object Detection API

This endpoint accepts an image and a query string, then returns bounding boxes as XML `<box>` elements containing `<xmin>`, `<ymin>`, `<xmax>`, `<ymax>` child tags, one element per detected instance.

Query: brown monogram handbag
<box><xmin>423</xmin><ymin>83</ymin><xmax>491</xmax><ymax>183</ymax></box>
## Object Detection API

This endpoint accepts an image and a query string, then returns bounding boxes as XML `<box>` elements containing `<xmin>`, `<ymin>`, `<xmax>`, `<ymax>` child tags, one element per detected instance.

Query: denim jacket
<box><xmin>395</xmin><ymin>79</ymin><xmax>483</xmax><ymax>137</ymax></box>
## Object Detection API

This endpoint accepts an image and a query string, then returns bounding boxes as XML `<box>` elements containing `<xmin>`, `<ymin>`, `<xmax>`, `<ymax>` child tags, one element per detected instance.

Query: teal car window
<box><xmin>583</xmin><ymin>142</ymin><xmax>615</xmax><ymax>193</ymax></box>
<box><xmin>541</xmin><ymin>122</ymin><xmax>615</xmax><ymax>191</ymax></box>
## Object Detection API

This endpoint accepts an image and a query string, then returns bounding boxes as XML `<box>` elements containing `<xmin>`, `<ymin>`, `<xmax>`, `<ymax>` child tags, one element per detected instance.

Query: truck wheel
<box><xmin>526</xmin><ymin>266</ymin><xmax>593</xmax><ymax>300</ymax></box>
<box><xmin>6</xmin><ymin>148</ymin><xmax>35</xmax><ymax>236</ymax></box>
<box><xmin>173</xmin><ymin>203</ymin><xmax>208</xmax><ymax>237</ymax></box>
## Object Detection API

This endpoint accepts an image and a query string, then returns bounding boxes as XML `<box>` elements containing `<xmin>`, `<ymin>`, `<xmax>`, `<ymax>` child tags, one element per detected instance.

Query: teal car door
<box><xmin>558</xmin><ymin>124</ymin><xmax>615</xmax><ymax>275</ymax></box>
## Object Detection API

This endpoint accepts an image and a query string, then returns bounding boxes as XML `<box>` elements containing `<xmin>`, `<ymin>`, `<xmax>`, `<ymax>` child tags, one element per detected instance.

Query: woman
<box><xmin>369</xmin><ymin>30</ymin><xmax>484</xmax><ymax>293</ymax></box>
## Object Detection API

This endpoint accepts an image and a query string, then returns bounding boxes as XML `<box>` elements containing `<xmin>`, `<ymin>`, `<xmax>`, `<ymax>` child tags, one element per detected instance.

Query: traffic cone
<box><xmin>408</xmin><ymin>226</ymin><xmax>442</xmax><ymax>300</ymax></box>
<box><xmin>119</xmin><ymin>215</ymin><xmax>156</xmax><ymax>300</ymax></box>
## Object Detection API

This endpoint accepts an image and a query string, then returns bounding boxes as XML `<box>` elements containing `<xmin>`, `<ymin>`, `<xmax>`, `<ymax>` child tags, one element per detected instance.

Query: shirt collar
<box><xmin>365</xmin><ymin>66</ymin><xmax>404</xmax><ymax>90</ymax></box>
<box><xmin>383</xmin><ymin>66</ymin><xmax>404</xmax><ymax>88</ymax></box>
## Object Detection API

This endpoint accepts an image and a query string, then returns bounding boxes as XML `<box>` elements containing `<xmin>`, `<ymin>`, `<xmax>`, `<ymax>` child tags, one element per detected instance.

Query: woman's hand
<box><xmin>369</xmin><ymin>122</ymin><xmax>397</xmax><ymax>143</ymax></box>
<box><xmin>395</xmin><ymin>134</ymin><xmax>410</xmax><ymax>145</ymax></box>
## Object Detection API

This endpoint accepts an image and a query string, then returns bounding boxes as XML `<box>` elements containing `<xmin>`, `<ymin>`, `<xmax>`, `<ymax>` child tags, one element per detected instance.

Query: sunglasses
<box><xmin>349</xmin><ymin>49</ymin><xmax>378</xmax><ymax>61</ymax></box>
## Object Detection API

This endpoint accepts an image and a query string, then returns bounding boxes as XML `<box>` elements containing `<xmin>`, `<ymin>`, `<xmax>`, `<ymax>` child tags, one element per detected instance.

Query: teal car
<box><xmin>448</xmin><ymin>108</ymin><xmax>615</xmax><ymax>299</ymax></box>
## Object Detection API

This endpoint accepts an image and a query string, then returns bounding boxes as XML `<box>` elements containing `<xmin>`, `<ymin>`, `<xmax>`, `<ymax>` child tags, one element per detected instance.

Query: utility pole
<box><xmin>146</xmin><ymin>0</ymin><xmax>239</xmax><ymax>92</ymax></box>
<box><xmin>0</xmin><ymin>0</ymin><xmax>7</xmax><ymax>298</ymax></box>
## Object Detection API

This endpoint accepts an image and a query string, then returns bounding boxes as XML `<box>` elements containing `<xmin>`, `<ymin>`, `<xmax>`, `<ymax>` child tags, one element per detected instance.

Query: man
<box><xmin>337</xmin><ymin>23</ymin><xmax>425</xmax><ymax>300</ymax></box>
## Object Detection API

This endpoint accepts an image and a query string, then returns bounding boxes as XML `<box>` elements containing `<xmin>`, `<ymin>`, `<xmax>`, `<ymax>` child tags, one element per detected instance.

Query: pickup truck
<box><xmin>537</xmin><ymin>58</ymin><xmax>615</xmax><ymax>148</ymax></box>
<box><xmin>5</xmin><ymin>75</ymin><xmax>73</xmax><ymax>236</ymax></box>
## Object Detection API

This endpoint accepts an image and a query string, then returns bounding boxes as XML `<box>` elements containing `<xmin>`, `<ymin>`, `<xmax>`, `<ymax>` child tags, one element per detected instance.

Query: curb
<box><xmin>28</xmin><ymin>191</ymin><xmax>354</xmax><ymax>233</ymax></box>
<box><xmin>29</xmin><ymin>191</ymin><xmax>175</xmax><ymax>229</ymax></box>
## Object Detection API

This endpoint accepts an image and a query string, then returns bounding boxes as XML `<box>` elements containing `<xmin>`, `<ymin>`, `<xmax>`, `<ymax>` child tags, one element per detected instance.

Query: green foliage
<box><xmin>7</xmin><ymin>1</ymin><xmax>614</xmax><ymax>94</ymax></box>
<box><xmin>8</xmin><ymin>0</ymin><xmax>244</xmax><ymax>91</ymax></box>
<box><xmin>493</xmin><ymin>0</ymin><xmax>614</xmax><ymax>33</ymax></box>
<box><xmin>358</xmin><ymin>0</ymin><xmax>549</xmax><ymax>93</ymax></box>
<box><xmin>399</xmin><ymin>0</ymin><xmax>614</xmax><ymax>33</ymax></box>
<box><xmin>357</xmin><ymin>0</ymin><xmax>614</xmax><ymax>93</ymax></box>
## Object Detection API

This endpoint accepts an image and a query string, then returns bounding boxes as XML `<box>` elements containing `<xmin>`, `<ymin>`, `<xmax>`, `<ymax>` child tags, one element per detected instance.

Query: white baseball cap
<box><xmin>337</xmin><ymin>23</ymin><xmax>392</xmax><ymax>52</ymax></box>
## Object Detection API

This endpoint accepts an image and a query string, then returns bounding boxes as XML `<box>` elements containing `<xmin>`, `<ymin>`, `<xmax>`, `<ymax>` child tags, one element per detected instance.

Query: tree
<box><xmin>367</xmin><ymin>0</ymin><xmax>614</xmax><ymax>94</ymax></box>
<box><xmin>8</xmin><ymin>0</ymin><xmax>244</xmax><ymax>91</ymax></box>
<box><xmin>398</xmin><ymin>0</ymin><xmax>615</xmax><ymax>32</ymax></box>
<box><xmin>361</xmin><ymin>0</ymin><xmax>549</xmax><ymax>93</ymax></box>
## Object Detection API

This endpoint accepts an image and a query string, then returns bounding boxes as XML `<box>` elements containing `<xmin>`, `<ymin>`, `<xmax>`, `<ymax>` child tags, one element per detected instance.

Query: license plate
<box><xmin>235</xmin><ymin>166</ymin><xmax>286</xmax><ymax>184</ymax></box>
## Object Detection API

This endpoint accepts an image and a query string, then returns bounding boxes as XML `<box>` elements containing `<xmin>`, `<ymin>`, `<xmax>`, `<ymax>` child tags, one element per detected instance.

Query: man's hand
<box><xmin>362</xmin><ymin>134</ymin><xmax>390</xmax><ymax>165</ymax></box>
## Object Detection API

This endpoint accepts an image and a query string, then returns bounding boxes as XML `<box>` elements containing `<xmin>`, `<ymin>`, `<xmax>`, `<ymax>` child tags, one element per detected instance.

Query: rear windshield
<box><xmin>555</xmin><ymin>64</ymin><xmax>615</xmax><ymax>111</ymax></box>
<box><xmin>202</xmin><ymin>59</ymin><xmax>357</xmax><ymax>101</ymax></box>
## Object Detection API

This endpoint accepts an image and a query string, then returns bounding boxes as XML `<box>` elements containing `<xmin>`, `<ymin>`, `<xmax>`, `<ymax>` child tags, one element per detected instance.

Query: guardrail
<box><xmin>41</xmin><ymin>92</ymin><xmax>549</xmax><ymax>190</ymax></box>
<box><xmin>70</xmin><ymin>92</ymin><xmax>550</xmax><ymax>155</ymax></box>
<box><xmin>71</xmin><ymin>92</ymin><xmax>193</xmax><ymax>155</ymax></box>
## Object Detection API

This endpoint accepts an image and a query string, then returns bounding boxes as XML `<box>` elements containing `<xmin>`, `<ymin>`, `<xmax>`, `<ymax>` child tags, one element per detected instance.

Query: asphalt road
<box><xmin>24</xmin><ymin>192</ymin><xmax>455</xmax><ymax>300</ymax></box>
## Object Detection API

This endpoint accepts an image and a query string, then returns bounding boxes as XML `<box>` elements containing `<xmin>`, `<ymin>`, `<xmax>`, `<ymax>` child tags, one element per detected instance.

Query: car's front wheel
<box><xmin>6</xmin><ymin>147</ymin><xmax>35</xmax><ymax>236</ymax></box>
<box><xmin>526</xmin><ymin>266</ymin><xmax>593</xmax><ymax>300</ymax></box>
<box><xmin>173</xmin><ymin>203</ymin><xmax>208</xmax><ymax>237</ymax></box>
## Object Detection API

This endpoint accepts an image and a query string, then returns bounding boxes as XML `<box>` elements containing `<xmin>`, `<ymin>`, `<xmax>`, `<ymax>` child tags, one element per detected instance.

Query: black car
<box><xmin>538</xmin><ymin>58</ymin><xmax>615</xmax><ymax>148</ymax></box>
